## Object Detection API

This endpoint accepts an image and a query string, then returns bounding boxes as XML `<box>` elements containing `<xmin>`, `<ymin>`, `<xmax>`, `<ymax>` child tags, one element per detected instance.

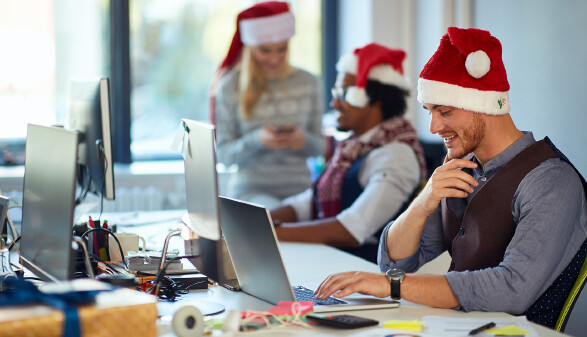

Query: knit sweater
<box><xmin>214</xmin><ymin>67</ymin><xmax>326</xmax><ymax>203</ymax></box>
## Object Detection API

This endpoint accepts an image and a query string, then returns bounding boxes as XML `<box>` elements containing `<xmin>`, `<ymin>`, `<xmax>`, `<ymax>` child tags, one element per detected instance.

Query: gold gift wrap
<box><xmin>0</xmin><ymin>281</ymin><xmax>158</xmax><ymax>337</ymax></box>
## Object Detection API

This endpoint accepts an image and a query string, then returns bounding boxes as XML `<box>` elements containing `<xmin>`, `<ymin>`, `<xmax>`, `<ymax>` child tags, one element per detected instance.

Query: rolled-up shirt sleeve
<box><xmin>378</xmin><ymin>206</ymin><xmax>446</xmax><ymax>272</ymax></box>
<box><xmin>336</xmin><ymin>142</ymin><xmax>421</xmax><ymax>245</ymax></box>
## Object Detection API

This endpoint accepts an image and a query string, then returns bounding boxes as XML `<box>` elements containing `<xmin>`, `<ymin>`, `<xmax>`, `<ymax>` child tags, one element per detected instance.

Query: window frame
<box><xmin>108</xmin><ymin>0</ymin><xmax>336</xmax><ymax>164</ymax></box>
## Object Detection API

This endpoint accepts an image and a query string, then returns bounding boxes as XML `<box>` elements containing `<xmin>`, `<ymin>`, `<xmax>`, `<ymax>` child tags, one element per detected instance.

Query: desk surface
<box><xmin>156</xmin><ymin>241</ymin><xmax>568</xmax><ymax>337</ymax></box>
<box><xmin>49</xmin><ymin>211</ymin><xmax>569</xmax><ymax>336</ymax></box>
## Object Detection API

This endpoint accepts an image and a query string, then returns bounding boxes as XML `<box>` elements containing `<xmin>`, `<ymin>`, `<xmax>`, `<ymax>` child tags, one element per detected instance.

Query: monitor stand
<box><xmin>158</xmin><ymin>229</ymin><xmax>228</xmax><ymax>316</ymax></box>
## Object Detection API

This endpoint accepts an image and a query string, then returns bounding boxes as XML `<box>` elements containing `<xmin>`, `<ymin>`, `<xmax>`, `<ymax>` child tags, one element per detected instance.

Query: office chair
<box><xmin>555</xmin><ymin>245</ymin><xmax>587</xmax><ymax>335</ymax></box>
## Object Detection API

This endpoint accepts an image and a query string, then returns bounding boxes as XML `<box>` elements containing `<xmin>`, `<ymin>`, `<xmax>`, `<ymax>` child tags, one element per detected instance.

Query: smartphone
<box><xmin>306</xmin><ymin>314</ymin><xmax>379</xmax><ymax>329</ymax></box>
<box><xmin>275</xmin><ymin>125</ymin><xmax>295</xmax><ymax>134</ymax></box>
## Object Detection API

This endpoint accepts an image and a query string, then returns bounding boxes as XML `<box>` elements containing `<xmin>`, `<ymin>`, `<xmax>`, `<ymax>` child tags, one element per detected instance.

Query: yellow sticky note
<box><xmin>486</xmin><ymin>324</ymin><xmax>529</xmax><ymax>336</ymax></box>
<box><xmin>383</xmin><ymin>319</ymin><xmax>424</xmax><ymax>332</ymax></box>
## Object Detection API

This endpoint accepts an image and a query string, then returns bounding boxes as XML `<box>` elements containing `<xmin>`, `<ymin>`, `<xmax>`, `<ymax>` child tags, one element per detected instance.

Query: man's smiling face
<box><xmin>425</xmin><ymin>104</ymin><xmax>487</xmax><ymax>160</ymax></box>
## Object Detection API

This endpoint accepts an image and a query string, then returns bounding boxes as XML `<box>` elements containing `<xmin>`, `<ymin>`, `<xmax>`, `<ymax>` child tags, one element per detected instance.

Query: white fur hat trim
<box><xmin>336</xmin><ymin>53</ymin><xmax>357</xmax><ymax>75</ymax></box>
<box><xmin>336</xmin><ymin>54</ymin><xmax>408</xmax><ymax>89</ymax></box>
<box><xmin>240</xmin><ymin>12</ymin><xmax>295</xmax><ymax>46</ymax></box>
<box><xmin>417</xmin><ymin>78</ymin><xmax>510</xmax><ymax>115</ymax></box>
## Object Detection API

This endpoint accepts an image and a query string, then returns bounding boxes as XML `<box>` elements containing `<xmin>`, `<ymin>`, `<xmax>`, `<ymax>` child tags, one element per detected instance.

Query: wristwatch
<box><xmin>386</xmin><ymin>268</ymin><xmax>405</xmax><ymax>300</ymax></box>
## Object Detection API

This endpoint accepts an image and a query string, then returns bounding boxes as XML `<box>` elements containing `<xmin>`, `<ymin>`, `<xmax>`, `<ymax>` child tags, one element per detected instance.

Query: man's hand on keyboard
<box><xmin>314</xmin><ymin>271</ymin><xmax>390</xmax><ymax>300</ymax></box>
<box><xmin>293</xmin><ymin>286</ymin><xmax>346</xmax><ymax>305</ymax></box>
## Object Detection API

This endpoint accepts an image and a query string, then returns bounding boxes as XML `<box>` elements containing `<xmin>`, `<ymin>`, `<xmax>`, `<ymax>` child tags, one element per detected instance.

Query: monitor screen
<box><xmin>20</xmin><ymin>124</ymin><xmax>79</xmax><ymax>282</ymax></box>
<box><xmin>67</xmin><ymin>77</ymin><xmax>115</xmax><ymax>201</ymax></box>
<box><xmin>178</xmin><ymin>119</ymin><xmax>234</xmax><ymax>284</ymax></box>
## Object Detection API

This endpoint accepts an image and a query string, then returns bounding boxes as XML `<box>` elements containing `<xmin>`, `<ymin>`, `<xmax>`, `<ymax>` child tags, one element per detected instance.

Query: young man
<box><xmin>270</xmin><ymin>43</ymin><xmax>427</xmax><ymax>262</ymax></box>
<box><xmin>315</xmin><ymin>27</ymin><xmax>587</xmax><ymax>329</ymax></box>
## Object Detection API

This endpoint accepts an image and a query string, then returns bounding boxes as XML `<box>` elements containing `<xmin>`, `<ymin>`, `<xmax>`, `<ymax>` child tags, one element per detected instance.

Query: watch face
<box><xmin>387</xmin><ymin>268</ymin><xmax>405</xmax><ymax>280</ymax></box>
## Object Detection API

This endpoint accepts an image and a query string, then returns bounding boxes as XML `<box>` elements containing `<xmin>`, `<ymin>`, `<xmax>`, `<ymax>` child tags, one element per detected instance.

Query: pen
<box><xmin>469</xmin><ymin>322</ymin><xmax>496</xmax><ymax>335</ymax></box>
<box><xmin>103</xmin><ymin>220</ymin><xmax>110</xmax><ymax>260</ymax></box>
<box><xmin>88</xmin><ymin>216</ymin><xmax>100</xmax><ymax>256</ymax></box>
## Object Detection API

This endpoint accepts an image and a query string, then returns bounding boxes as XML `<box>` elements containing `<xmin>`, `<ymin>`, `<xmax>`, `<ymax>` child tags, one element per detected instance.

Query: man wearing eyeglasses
<box><xmin>270</xmin><ymin>43</ymin><xmax>426</xmax><ymax>262</ymax></box>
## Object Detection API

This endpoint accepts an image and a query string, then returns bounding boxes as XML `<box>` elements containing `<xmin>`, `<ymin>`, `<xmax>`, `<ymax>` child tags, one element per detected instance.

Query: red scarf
<box><xmin>314</xmin><ymin>117</ymin><xmax>426</xmax><ymax>218</ymax></box>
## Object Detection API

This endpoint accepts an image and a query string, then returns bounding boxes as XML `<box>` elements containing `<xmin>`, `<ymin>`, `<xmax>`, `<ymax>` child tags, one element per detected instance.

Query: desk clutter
<box><xmin>1</xmin><ymin>276</ymin><xmax>539</xmax><ymax>337</ymax></box>
<box><xmin>0</xmin><ymin>278</ymin><xmax>158</xmax><ymax>337</ymax></box>
<box><xmin>160</xmin><ymin>302</ymin><xmax>538</xmax><ymax>336</ymax></box>
<box><xmin>72</xmin><ymin>216</ymin><xmax>207</xmax><ymax>299</ymax></box>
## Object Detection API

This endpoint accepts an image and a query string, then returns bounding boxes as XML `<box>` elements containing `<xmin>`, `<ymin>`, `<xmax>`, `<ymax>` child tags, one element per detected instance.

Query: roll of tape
<box><xmin>172</xmin><ymin>305</ymin><xmax>205</xmax><ymax>337</ymax></box>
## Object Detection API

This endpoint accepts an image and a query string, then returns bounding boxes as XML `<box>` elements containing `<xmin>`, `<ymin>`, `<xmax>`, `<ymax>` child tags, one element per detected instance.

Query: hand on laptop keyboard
<box><xmin>293</xmin><ymin>285</ymin><xmax>347</xmax><ymax>305</ymax></box>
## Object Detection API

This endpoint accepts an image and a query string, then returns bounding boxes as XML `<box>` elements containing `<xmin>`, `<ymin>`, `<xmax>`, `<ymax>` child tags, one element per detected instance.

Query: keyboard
<box><xmin>293</xmin><ymin>285</ymin><xmax>347</xmax><ymax>305</ymax></box>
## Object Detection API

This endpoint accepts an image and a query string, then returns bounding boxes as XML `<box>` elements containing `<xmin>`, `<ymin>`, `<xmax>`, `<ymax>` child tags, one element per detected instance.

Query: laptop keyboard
<box><xmin>293</xmin><ymin>285</ymin><xmax>347</xmax><ymax>305</ymax></box>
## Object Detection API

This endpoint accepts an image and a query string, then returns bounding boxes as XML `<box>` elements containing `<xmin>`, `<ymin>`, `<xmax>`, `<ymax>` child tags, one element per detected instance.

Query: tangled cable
<box><xmin>239</xmin><ymin>302</ymin><xmax>317</xmax><ymax>334</ymax></box>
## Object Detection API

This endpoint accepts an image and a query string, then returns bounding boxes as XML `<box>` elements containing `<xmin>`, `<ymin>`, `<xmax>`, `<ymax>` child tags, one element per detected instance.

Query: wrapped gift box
<box><xmin>0</xmin><ymin>279</ymin><xmax>158</xmax><ymax>337</ymax></box>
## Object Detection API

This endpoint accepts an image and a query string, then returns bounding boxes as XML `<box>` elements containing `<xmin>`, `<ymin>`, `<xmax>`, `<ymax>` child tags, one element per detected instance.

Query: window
<box><xmin>128</xmin><ymin>0</ymin><xmax>323</xmax><ymax>160</ymax></box>
<box><xmin>0</xmin><ymin>0</ymin><xmax>323</xmax><ymax>164</ymax></box>
<box><xmin>0</xmin><ymin>0</ymin><xmax>110</xmax><ymax>165</ymax></box>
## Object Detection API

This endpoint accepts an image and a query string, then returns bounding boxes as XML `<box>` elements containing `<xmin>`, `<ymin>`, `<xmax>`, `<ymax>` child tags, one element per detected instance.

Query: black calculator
<box><xmin>306</xmin><ymin>314</ymin><xmax>379</xmax><ymax>329</ymax></box>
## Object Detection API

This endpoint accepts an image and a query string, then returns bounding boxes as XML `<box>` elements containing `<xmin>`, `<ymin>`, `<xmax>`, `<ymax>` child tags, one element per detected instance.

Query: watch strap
<box><xmin>391</xmin><ymin>278</ymin><xmax>401</xmax><ymax>300</ymax></box>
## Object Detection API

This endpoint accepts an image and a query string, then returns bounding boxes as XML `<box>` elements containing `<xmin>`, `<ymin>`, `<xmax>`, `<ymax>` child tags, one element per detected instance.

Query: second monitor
<box><xmin>67</xmin><ymin>77</ymin><xmax>115</xmax><ymax>202</ymax></box>
<box><xmin>177</xmin><ymin>119</ymin><xmax>238</xmax><ymax>289</ymax></box>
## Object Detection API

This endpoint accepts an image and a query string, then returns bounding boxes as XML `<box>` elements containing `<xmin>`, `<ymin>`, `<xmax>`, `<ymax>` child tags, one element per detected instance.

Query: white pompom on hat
<box><xmin>417</xmin><ymin>27</ymin><xmax>510</xmax><ymax>115</ymax></box>
<box><xmin>335</xmin><ymin>43</ymin><xmax>409</xmax><ymax>108</ymax></box>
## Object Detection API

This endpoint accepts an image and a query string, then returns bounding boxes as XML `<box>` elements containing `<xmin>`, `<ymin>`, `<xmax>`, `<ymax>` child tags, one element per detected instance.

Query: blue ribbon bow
<box><xmin>0</xmin><ymin>278</ymin><xmax>106</xmax><ymax>337</ymax></box>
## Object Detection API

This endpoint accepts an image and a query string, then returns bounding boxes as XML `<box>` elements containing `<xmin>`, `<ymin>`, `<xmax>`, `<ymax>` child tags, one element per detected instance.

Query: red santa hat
<box><xmin>417</xmin><ymin>27</ymin><xmax>510</xmax><ymax>115</ymax></box>
<box><xmin>335</xmin><ymin>43</ymin><xmax>408</xmax><ymax>108</ymax></box>
<box><xmin>218</xmin><ymin>1</ymin><xmax>295</xmax><ymax>72</ymax></box>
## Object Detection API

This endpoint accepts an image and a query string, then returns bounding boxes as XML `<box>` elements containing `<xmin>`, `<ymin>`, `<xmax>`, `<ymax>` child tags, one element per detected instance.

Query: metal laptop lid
<box><xmin>219</xmin><ymin>196</ymin><xmax>296</xmax><ymax>304</ymax></box>
<box><xmin>219</xmin><ymin>196</ymin><xmax>400</xmax><ymax>312</ymax></box>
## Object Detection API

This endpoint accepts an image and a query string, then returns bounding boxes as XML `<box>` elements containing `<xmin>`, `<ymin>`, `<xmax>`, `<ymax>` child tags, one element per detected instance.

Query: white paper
<box><xmin>170</xmin><ymin>121</ymin><xmax>190</xmax><ymax>158</ymax></box>
<box><xmin>423</xmin><ymin>315</ymin><xmax>539</xmax><ymax>337</ymax></box>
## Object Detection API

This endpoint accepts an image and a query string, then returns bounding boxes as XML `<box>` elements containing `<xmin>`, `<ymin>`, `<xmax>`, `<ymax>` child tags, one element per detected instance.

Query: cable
<box><xmin>144</xmin><ymin>255</ymin><xmax>201</xmax><ymax>301</ymax></box>
<box><xmin>5</xmin><ymin>205</ymin><xmax>22</xmax><ymax>245</ymax></box>
<box><xmin>80</xmin><ymin>227</ymin><xmax>128</xmax><ymax>269</ymax></box>
<box><xmin>75</xmin><ymin>165</ymin><xmax>92</xmax><ymax>205</ymax></box>
<box><xmin>8</xmin><ymin>236</ymin><xmax>20</xmax><ymax>252</ymax></box>
<box><xmin>240</xmin><ymin>302</ymin><xmax>315</xmax><ymax>334</ymax></box>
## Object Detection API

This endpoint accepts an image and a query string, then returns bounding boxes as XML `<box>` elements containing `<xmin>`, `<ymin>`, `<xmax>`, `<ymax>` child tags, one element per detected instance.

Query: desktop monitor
<box><xmin>20</xmin><ymin>124</ymin><xmax>80</xmax><ymax>282</ymax></box>
<box><xmin>178</xmin><ymin>119</ymin><xmax>236</xmax><ymax>286</ymax></box>
<box><xmin>67</xmin><ymin>77</ymin><xmax>115</xmax><ymax>201</ymax></box>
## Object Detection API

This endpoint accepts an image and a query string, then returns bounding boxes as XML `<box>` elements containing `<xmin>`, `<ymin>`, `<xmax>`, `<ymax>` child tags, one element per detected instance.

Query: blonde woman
<box><xmin>212</xmin><ymin>1</ymin><xmax>325</xmax><ymax>208</ymax></box>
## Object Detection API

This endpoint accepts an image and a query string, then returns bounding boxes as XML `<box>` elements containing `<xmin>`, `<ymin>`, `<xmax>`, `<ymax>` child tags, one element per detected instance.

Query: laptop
<box><xmin>219</xmin><ymin>196</ymin><xmax>400</xmax><ymax>313</ymax></box>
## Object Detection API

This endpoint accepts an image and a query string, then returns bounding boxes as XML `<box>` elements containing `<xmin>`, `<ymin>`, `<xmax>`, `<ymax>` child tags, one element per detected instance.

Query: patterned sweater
<box><xmin>214</xmin><ymin>67</ymin><xmax>326</xmax><ymax>202</ymax></box>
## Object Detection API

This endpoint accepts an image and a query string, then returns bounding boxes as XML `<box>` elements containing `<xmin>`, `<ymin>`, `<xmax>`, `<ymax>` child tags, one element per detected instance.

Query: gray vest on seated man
<box><xmin>441</xmin><ymin>138</ymin><xmax>587</xmax><ymax>329</ymax></box>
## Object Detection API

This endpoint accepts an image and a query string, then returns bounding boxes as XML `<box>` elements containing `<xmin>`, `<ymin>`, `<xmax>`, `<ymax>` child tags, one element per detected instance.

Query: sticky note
<box><xmin>383</xmin><ymin>319</ymin><xmax>424</xmax><ymax>331</ymax></box>
<box><xmin>267</xmin><ymin>301</ymin><xmax>314</xmax><ymax>316</ymax></box>
<box><xmin>486</xmin><ymin>324</ymin><xmax>530</xmax><ymax>336</ymax></box>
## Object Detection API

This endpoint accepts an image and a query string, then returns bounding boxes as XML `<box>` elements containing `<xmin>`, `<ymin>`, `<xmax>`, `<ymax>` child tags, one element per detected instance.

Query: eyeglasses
<box><xmin>331</xmin><ymin>86</ymin><xmax>347</xmax><ymax>102</ymax></box>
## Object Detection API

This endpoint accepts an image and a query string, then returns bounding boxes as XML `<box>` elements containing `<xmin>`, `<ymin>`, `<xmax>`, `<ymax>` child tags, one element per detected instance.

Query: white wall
<box><xmin>338</xmin><ymin>0</ymin><xmax>372</xmax><ymax>55</ymax></box>
<box><xmin>474</xmin><ymin>0</ymin><xmax>587</xmax><ymax>176</ymax></box>
<box><xmin>338</xmin><ymin>0</ymin><xmax>419</xmax><ymax>125</ymax></box>
<box><xmin>339</xmin><ymin>0</ymin><xmax>587</xmax><ymax>176</ymax></box>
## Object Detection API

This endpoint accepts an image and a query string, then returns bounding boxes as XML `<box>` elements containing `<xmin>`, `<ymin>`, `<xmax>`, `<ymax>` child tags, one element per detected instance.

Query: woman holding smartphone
<box><xmin>211</xmin><ymin>1</ymin><xmax>325</xmax><ymax>208</ymax></box>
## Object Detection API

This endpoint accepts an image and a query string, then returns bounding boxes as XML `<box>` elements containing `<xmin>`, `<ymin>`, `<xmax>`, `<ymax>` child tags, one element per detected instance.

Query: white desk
<box><xmin>157</xmin><ymin>241</ymin><xmax>569</xmax><ymax>337</ymax></box>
